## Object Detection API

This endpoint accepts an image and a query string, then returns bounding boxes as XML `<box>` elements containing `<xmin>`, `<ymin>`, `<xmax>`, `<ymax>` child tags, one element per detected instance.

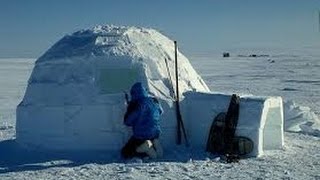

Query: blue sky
<box><xmin>0</xmin><ymin>0</ymin><xmax>319</xmax><ymax>58</ymax></box>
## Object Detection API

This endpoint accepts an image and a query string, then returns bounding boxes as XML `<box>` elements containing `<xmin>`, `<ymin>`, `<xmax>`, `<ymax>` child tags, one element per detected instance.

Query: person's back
<box><xmin>131</xmin><ymin>97</ymin><xmax>162</xmax><ymax>139</ymax></box>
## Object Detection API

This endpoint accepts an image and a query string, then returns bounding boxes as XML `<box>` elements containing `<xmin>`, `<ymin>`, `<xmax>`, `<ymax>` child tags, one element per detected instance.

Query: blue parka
<box><xmin>124</xmin><ymin>82</ymin><xmax>163</xmax><ymax>140</ymax></box>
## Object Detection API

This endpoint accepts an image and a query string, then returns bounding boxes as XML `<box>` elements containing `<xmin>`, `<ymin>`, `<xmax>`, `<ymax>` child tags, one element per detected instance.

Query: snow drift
<box><xmin>16</xmin><ymin>25</ymin><xmax>284</xmax><ymax>157</ymax></box>
<box><xmin>284</xmin><ymin>100</ymin><xmax>320</xmax><ymax>136</ymax></box>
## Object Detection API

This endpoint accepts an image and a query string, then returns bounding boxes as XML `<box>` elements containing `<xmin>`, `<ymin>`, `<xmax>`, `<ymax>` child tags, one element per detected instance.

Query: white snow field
<box><xmin>0</xmin><ymin>31</ymin><xmax>319</xmax><ymax>179</ymax></box>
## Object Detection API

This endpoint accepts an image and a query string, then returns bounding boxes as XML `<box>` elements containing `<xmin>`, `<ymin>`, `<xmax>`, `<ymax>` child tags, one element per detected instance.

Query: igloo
<box><xmin>16</xmin><ymin>25</ymin><xmax>283</xmax><ymax>157</ymax></box>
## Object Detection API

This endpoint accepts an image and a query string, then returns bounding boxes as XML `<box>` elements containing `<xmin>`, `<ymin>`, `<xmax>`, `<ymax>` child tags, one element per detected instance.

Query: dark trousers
<box><xmin>121</xmin><ymin>137</ymin><xmax>147</xmax><ymax>159</ymax></box>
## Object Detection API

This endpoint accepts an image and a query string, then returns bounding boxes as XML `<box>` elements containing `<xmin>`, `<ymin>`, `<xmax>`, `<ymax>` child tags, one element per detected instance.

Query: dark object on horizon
<box><xmin>223</xmin><ymin>52</ymin><xmax>230</xmax><ymax>57</ymax></box>
<box><xmin>238</xmin><ymin>54</ymin><xmax>270</xmax><ymax>58</ymax></box>
<box><xmin>249</xmin><ymin>54</ymin><xmax>269</xmax><ymax>57</ymax></box>
<box><xmin>282</xmin><ymin>87</ymin><xmax>298</xmax><ymax>91</ymax></box>
<box><xmin>268</xmin><ymin>59</ymin><xmax>275</xmax><ymax>63</ymax></box>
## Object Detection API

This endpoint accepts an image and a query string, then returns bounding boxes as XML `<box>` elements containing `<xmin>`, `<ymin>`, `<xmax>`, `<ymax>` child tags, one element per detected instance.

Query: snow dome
<box><xmin>16</xmin><ymin>25</ymin><xmax>209</xmax><ymax>150</ymax></box>
<box><xmin>16</xmin><ymin>25</ymin><xmax>283</xmax><ymax>157</ymax></box>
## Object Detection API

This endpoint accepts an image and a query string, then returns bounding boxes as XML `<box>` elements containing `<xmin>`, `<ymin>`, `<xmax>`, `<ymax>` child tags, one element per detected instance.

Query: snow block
<box><xmin>181</xmin><ymin>92</ymin><xmax>284</xmax><ymax>157</ymax></box>
<box><xmin>16</xmin><ymin>103</ymin><xmax>128</xmax><ymax>150</ymax></box>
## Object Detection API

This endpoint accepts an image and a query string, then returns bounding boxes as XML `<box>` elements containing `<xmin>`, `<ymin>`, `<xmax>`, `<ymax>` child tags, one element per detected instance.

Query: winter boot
<box><xmin>152</xmin><ymin>139</ymin><xmax>163</xmax><ymax>158</ymax></box>
<box><xmin>136</xmin><ymin>140</ymin><xmax>157</xmax><ymax>159</ymax></box>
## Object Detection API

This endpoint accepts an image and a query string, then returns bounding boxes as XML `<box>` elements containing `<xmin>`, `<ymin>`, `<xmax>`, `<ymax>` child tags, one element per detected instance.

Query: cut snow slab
<box><xmin>16</xmin><ymin>25</ymin><xmax>284</xmax><ymax>157</ymax></box>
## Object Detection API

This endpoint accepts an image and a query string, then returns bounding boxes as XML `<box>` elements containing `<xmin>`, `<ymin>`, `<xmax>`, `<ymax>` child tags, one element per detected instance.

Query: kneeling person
<box><xmin>121</xmin><ymin>82</ymin><xmax>163</xmax><ymax>159</ymax></box>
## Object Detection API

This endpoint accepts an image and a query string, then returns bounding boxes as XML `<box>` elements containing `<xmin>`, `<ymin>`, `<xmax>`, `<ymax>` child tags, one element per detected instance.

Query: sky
<box><xmin>0</xmin><ymin>0</ymin><xmax>320</xmax><ymax>58</ymax></box>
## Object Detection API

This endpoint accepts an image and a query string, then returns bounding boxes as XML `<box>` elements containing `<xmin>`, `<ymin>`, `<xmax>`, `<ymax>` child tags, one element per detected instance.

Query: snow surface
<box><xmin>0</xmin><ymin>47</ymin><xmax>320</xmax><ymax>179</ymax></box>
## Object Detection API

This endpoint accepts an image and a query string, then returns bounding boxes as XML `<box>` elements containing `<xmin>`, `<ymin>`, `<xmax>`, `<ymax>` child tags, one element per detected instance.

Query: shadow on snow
<box><xmin>0</xmin><ymin>139</ymin><xmax>207</xmax><ymax>174</ymax></box>
<box><xmin>0</xmin><ymin>139</ymin><xmax>121</xmax><ymax>174</ymax></box>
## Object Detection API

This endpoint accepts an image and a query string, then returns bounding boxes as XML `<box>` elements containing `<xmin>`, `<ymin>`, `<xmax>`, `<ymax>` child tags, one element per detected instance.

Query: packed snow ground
<box><xmin>0</xmin><ymin>49</ymin><xmax>320</xmax><ymax>179</ymax></box>
<box><xmin>1</xmin><ymin>133</ymin><xmax>319</xmax><ymax>180</ymax></box>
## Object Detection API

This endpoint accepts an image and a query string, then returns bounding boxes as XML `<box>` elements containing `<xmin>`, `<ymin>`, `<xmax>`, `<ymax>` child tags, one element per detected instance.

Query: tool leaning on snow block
<box><xmin>206</xmin><ymin>94</ymin><xmax>254</xmax><ymax>162</ymax></box>
<box><xmin>121</xmin><ymin>82</ymin><xmax>163</xmax><ymax>159</ymax></box>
